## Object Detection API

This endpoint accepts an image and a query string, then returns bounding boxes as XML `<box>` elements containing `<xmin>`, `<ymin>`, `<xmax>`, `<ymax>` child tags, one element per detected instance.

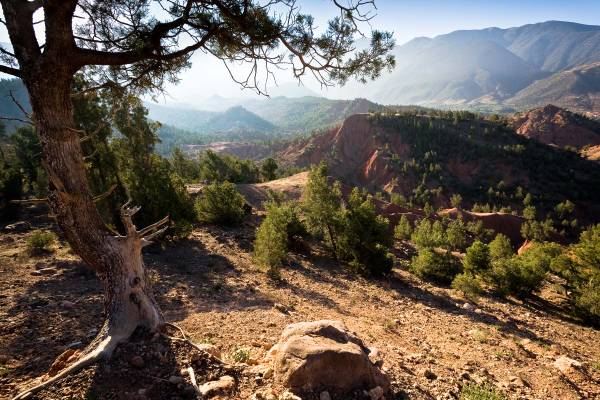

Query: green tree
<box><xmin>446</xmin><ymin>218</ymin><xmax>468</xmax><ymax>251</ymax></box>
<box><xmin>113</xmin><ymin>101</ymin><xmax>195</xmax><ymax>235</ymax></box>
<box><xmin>170</xmin><ymin>147</ymin><xmax>200</xmax><ymax>182</ymax></box>
<box><xmin>195</xmin><ymin>181</ymin><xmax>246</xmax><ymax>225</ymax></box>
<box><xmin>261</xmin><ymin>158</ymin><xmax>278</xmax><ymax>181</ymax></box>
<box><xmin>338</xmin><ymin>188</ymin><xmax>393</xmax><ymax>276</ymax></box>
<box><xmin>450</xmin><ymin>193</ymin><xmax>462</xmax><ymax>209</ymax></box>
<box><xmin>463</xmin><ymin>241</ymin><xmax>490</xmax><ymax>275</ymax></box>
<box><xmin>253</xmin><ymin>201</ymin><xmax>301</xmax><ymax>277</ymax></box>
<box><xmin>489</xmin><ymin>234</ymin><xmax>513</xmax><ymax>261</ymax></box>
<box><xmin>303</xmin><ymin>163</ymin><xmax>343</xmax><ymax>258</ymax></box>
<box><xmin>411</xmin><ymin>247</ymin><xmax>462</xmax><ymax>285</ymax></box>
<box><xmin>394</xmin><ymin>215</ymin><xmax>413</xmax><ymax>240</ymax></box>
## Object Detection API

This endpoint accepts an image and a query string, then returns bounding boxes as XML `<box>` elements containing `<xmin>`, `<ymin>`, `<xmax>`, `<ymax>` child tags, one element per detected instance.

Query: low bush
<box><xmin>195</xmin><ymin>181</ymin><xmax>246</xmax><ymax>225</ymax></box>
<box><xmin>253</xmin><ymin>201</ymin><xmax>303</xmax><ymax>277</ymax></box>
<box><xmin>487</xmin><ymin>244</ymin><xmax>558</xmax><ymax>296</ymax></box>
<box><xmin>459</xmin><ymin>383</ymin><xmax>506</xmax><ymax>400</ymax></box>
<box><xmin>452</xmin><ymin>273</ymin><xmax>483</xmax><ymax>301</ymax></box>
<box><xmin>411</xmin><ymin>247</ymin><xmax>462</xmax><ymax>285</ymax></box>
<box><xmin>27</xmin><ymin>230</ymin><xmax>57</xmax><ymax>253</ymax></box>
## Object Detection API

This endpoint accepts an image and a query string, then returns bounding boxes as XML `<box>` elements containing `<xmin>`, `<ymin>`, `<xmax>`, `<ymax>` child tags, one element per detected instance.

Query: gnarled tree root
<box><xmin>11</xmin><ymin>332</ymin><xmax>127</xmax><ymax>400</ymax></box>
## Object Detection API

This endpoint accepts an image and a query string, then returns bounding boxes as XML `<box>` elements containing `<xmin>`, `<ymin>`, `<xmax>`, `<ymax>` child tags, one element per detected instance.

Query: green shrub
<box><xmin>195</xmin><ymin>181</ymin><xmax>246</xmax><ymax>225</ymax></box>
<box><xmin>394</xmin><ymin>215</ymin><xmax>413</xmax><ymax>240</ymax></box>
<box><xmin>487</xmin><ymin>244</ymin><xmax>557</xmax><ymax>296</ymax></box>
<box><xmin>411</xmin><ymin>218</ymin><xmax>445</xmax><ymax>248</ymax></box>
<box><xmin>460</xmin><ymin>383</ymin><xmax>506</xmax><ymax>400</ymax></box>
<box><xmin>446</xmin><ymin>218</ymin><xmax>468</xmax><ymax>251</ymax></box>
<box><xmin>411</xmin><ymin>247</ymin><xmax>462</xmax><ymax>285</ymax></box>
<box><xmin>27</xmin><ymin>230</ymin><xmax>57</xmax><ymax>253</ymax></box>
<box><xmin>452</xmin><ymin>273</ymin><xmax>483</xmax><ymax>301</ymax></box>
<box><xmin>463</xmin><ymin>241</ymin><xmax>490</xmax><ymax>275</ymax></box>
<box><xmin>338</xmin><ymin>188</ymin><xmax>393</xmax><ymax>277</ymax></box>
<box><xmin>488</xmin><ymin>234</ymin><xmax>513</xmax><ymax>261</ymax></box>
<box><xmin>253</xmin><ymin>201</ymin><xmax>302</xmax><ymax>277</ymax></box>
<box><xmin>574</xmin><ymin>281</ymin><xmax>600</xmax><ymax>324</ymax></box>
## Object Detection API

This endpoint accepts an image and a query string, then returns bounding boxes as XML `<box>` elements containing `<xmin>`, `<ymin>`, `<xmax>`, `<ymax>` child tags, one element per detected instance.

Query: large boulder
<box><xmin>268</xmin><ymin>320</ymin><xmax>390</xmax><ymax>394</ymax></box>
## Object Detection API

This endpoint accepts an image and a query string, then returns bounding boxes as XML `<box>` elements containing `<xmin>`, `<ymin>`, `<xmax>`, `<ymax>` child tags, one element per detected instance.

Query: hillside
<box><xmin>506</xmin><ymin>63</ymin><xmax>600</xmax><ymax>115</ymax></box>
<box><xmin>510</xmin><ymin>104</ymin><xmax>600</xmax><ymax>151</ymax></box>
<box><xmin>278</xmin><ymin>112</ymin><xmax>600</xmax><ymax>219</ymax></box>
<box><xmin>2</xmin><ymin>195</ymin><xmax>599</xmax><ymax>400</ymax></box>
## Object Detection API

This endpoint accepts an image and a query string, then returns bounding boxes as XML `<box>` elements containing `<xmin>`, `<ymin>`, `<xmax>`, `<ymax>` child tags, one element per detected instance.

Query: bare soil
<box><xmin>1</xmin><ymin>207</ymin><xmax>599</xmax><ymax>400</ymax></box>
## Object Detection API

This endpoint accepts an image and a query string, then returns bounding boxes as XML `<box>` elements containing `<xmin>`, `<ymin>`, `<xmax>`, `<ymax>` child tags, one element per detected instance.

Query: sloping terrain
<box><xmin>1</xmin><ymin>207</ymin><xmax>599</xmax><ymax>399</ymax></box>
<box><xmin>278</xmin><ymin>113</ymin><xmax>600</xmax><ymax>220</ymax></box>
<box><xmin>506</xmin><ymin>63</ymin><xmax>600</xmax><ymax>115</ymax></box>
<box><xmin>510</xmin><ymin>104</ymin><xmax>600</xmax><ymax>150</ymax></box>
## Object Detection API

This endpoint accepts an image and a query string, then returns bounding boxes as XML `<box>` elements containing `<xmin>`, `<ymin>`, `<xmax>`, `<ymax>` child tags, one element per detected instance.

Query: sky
<box><xmin>1</xmin><ymin>0</ymin><xmax>600</xmax><ymax>106</ymax></box>
<box><xmin>156</xmin><ymin>0</ymin><xmax>600</xmax><ymax>105</ymax></box>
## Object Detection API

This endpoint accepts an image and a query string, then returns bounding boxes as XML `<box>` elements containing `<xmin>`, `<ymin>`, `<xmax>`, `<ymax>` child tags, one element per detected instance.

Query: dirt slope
<box><xmin>1</xmin><ymin>211</ymin><xmax>599</xmax><ymax>400</ymax></box>
<box><xmin>510</xmin><ymin>104</ymin><xmax>600</xmax><ymax>150</ymax></box>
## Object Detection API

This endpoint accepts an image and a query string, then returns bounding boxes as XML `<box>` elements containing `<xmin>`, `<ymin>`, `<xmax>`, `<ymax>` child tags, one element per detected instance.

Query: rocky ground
<box><xmin>1</xmin><ymin>208</ymin><xmax>600</xmax><ymax>399</ymax></box>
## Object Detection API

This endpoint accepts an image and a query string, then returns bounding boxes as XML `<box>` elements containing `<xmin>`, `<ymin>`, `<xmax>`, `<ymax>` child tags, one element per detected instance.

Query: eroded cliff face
<box><xmin>510</xmin><ymin>104</ymin><xmax>600</xmax><ymax>150</ymax></box>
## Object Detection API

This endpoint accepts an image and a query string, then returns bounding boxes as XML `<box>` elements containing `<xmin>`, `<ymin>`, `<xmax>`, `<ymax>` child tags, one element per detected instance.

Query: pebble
<box><xmin>368</xmin><ymin>386</ymin><xmax>384</xmax><ymax>400</ymax></box>
<box><xmin>169</xmin><ymin>375</ymin><xmax>184</xmax><ymax>384</ymax></box>
<box><xmin>319</xmin><ymin>391</ymin><xmax>331</xmax><ymax>400</ymax></box>
<box><xmin>60</xmin><ymin>300</ymin><xmax>75</xmax><ymax>309</ymax></box>
<box><xmin>422</xmin><ymin>369</ymin><xmax>437</xmax><ymax>380</ymax></box>
<box><xmin>129</xmin><ymin>355</ymin><xmax>145</xmax><ymax>368</ymax></box>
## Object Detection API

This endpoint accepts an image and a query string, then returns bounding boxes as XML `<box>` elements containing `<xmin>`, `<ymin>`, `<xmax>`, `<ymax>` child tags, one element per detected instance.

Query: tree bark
<box><xmin>25</xmin><ymin>72</ymin><xmax>163</xmax><ymax>347</ymax></box>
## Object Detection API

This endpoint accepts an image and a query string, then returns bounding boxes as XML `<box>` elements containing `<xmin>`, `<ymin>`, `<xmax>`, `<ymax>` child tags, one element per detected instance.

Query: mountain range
<box><xmin>338</xmin><ymin>21</ymin><xmax>600</xmax><ymax>115</ymax></box>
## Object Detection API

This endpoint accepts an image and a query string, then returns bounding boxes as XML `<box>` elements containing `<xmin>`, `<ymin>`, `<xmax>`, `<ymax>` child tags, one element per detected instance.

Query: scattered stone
<box><xmin>198</xmin><ymin>375</ymin><xmax>235</xmax><ymax>397</ymax></box>
<box><xmin>129</xmin><ymin>355</ymin><xmax>145</xmax><ymax>368</ymax></box>
<box><xmin>368</xmin><ymin>386</ymin><xmax>384</xmax><ymax>400</ymax></box>
<box><xmin>553</xmin><ymin>355</ymin><xmax>582</xmax><ymax>373</ymax></box>
<box><xmin>422</xmin><ymin>369</ymin><xmax>437</xmax><ymax>380</ymax></box>
<box><xmin>60</xmin><ymin>300</ymin><xmax>75</xmax><ymax>309</ymax></box>
<box><xmin>462</xmin><ymin>303</ymin><xmax>474</xmax><ymax>311</ymax></box>
<box><xmin>194</xmin><ymin>342</ymin><xmax>222</xmax><ymax>359</ymax></box>
<box><xmin>269</xmin><ymin>320</ymin><xmax>390</xmax><ymax>393</ymax></box>
<box><xmin>460</xmin><ymin>371</ymin><xmax>471</xmax><ymax>380</ymax></box>
<box><xmin>508</xmin><ymin>375</ymin><xmax>527</xmax><ymax>387</ymax></box>
<box><xmin>368</xmin><ymin>347</ymin><xmax>383</xmax><ymax>367</ymax></box>
<box><xmin>274</xmin><ymin>303</ymin><xmax>289</xmax><ymax>314</ymax></box>
<box><xmin>279</xmin><ymin>391</ymin><xmax>302</xmax><ymax>400</ymax></box>
<box><xmin>319</xmin><ymin>391</ymin><xmax>331</xmax><ymax>400</ymax></box>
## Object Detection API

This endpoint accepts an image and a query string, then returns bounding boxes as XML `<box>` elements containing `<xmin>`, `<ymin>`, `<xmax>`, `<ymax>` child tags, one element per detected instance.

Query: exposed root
<box><xmin>11</xmin><ymin>333</ymin><xmax>126</xmax><ymax>400</ymax></box>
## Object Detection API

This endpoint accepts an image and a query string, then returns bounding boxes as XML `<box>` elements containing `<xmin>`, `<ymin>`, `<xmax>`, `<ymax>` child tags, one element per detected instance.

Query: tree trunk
<box><xmin>25</xmin><ymin>73</ymin><xmax>163</xmax><ymax>349</ymax></box>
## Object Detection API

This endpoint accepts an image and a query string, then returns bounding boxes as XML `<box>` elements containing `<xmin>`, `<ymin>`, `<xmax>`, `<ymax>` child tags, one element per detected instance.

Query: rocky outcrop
<box><xmin>510</xmin><ymin>104</ymin><xmax>600</xmax><ymax>150</ymax></box>
<box><xmin>267</xmin><ymin>320</ymin><xmax>390</xmax><ymax>395</ymax></box>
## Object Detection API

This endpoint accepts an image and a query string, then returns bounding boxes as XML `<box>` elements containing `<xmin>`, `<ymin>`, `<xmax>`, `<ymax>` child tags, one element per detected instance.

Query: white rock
<box><xmin>199</xmin><ymin>375</ymin><xmax>235</xmax><ymax>396</ymax></box>
<box><xmin>553</xmin><ymin>356</ymin><xmax>582</xmax><ymax>373</ymax></box>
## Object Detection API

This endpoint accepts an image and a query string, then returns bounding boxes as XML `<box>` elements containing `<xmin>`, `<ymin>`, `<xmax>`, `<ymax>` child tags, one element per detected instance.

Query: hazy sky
<box><xmin>157</xmin><ymin>0</ymin><xmax>600</xmax><ymax>105</ymax></box>
<box><xmin>1</xmin><ymin>0</ymin><xmax>600</xmax><ymax>106</ymax></box>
